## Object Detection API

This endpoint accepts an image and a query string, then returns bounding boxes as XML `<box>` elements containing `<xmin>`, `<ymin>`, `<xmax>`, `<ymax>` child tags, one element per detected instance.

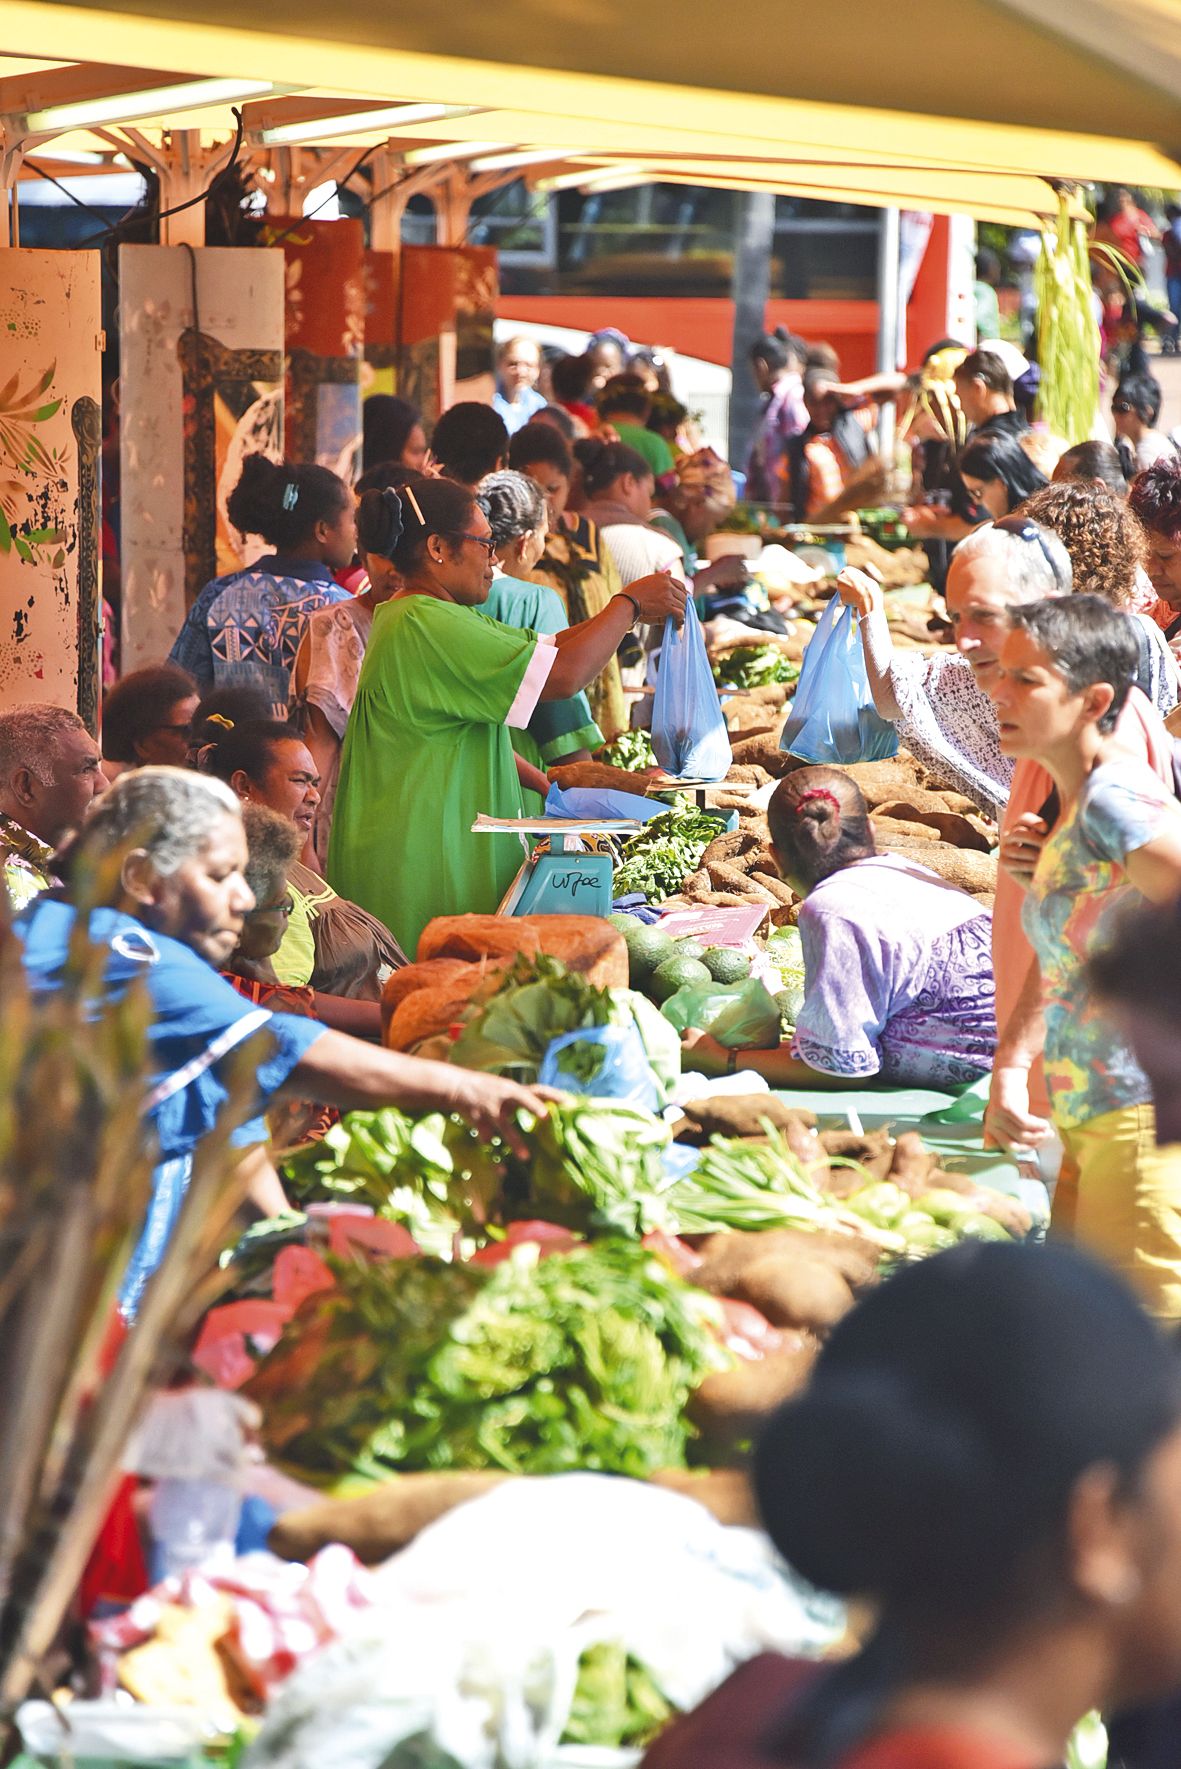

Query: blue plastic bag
<box><xmin>651</xmin><ymin>599</ymin><xmax>731</xmax><ymax>780</ymax></box>
<box><xmin>780</xmin><ymin>595</ymin><xmax>899</xmax><ymax>764</ymax></box>
<box><xmin>538</xmin><ymin>1023</ymin><xmax>661</xmax><ymax>1111</ymax></box>
<box><xmin>544</xmin><ymin>782</ymin><xmax>665</xmax><ymax>822</ymax></box>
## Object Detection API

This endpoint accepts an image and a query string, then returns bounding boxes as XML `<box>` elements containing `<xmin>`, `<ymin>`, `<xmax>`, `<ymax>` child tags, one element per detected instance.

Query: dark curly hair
<box><xmin>1129</xmin><ymin>457</ymin><xmax>1181</xmax><ymax>542</ymax></box>
<box><xmin>1017</xmin><ymin>482</ymin><xmax>1148</xmax><ymax>607</ymax></box>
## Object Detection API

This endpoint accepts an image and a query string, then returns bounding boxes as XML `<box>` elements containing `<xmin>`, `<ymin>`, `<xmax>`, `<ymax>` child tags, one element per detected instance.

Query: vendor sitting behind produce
<box><xmin>13</xmin><ymin>768</ymin><xmax>556</xmax><ymax>1316</ymax></box>
<box><xmin>682</xmin><ymin>767</ymin><xmax>996</xmax><ymax>1090</ymax></box>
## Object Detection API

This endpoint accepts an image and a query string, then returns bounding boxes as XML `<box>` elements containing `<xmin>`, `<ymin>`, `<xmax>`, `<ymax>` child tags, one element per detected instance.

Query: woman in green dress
<box><xmin>327</xmin><ymin>476</ymin><xmax>685</xmax><ymax>955</ymax></box>
<box><xmin>479</xmin><ymin>469</ymin><xmax>601</xmax><ymax>814</ymax></box>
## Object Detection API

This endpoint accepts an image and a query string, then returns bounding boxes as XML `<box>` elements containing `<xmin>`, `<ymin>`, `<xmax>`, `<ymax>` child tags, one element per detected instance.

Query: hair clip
<box><xmin>404</xmin><ymin>484</ymin><xmax>426</xmax><ymax>527</ymax></box>
<box><xmin>206</xmin><ymin>713</ymin><xmax>235</xmax><ymax>731</ymax></box>
<box><xmin>282</xmin><ymin>481</ymin><xmax>300</xmax><ymax>511</ymax></box>
<box><xmin>794</xmin><ymin>787</ymin><xmax>841</xmax><ymax>816</ymax></box>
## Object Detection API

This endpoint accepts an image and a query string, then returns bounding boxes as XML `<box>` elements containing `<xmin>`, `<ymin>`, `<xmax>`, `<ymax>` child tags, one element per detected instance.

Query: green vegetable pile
<box><xmin>281</xmin><ymin>1109</ymin><xmax>501</xmax><ymax>1257</ymax></box>
<box><xmin>252</xmin><ymin>1239</ymin><xmax>724</xmax><ymax>1481</ymax></box>
<box><xmin>599</xmin><ymin>728</ymin><xmax>658</xmax><ymax>771</ymax></box>
<box><xmin>713</xmin><ymin>645</ymin><xmax>801</xmax><ymax>690</ymax></box>
<box><xmin>519</xmin><ymin>1099</ymin><xmax>673</xmax><ymax>1236</ymax></box>
<box><xmin>565</xmin><ymin>1642</ymin><xmax>674</xmax><ymax>1749</ymax></box>
<box><xmin>613</xmin><ymin>803</ymin><xmax>726</xmax><ymax>903</ymax></box>
<box><xmin>448</xmin><ymin>953</ymin><xmax>614</xmax><ymax>1081</ymax></box>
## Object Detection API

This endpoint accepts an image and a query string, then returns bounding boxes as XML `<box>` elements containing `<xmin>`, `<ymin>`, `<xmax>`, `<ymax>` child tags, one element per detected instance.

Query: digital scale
<box><xmin>473</xmin><ymin>782</ymin><xmax>757</xmax><ymax>919</ymax></box>
<box><xmin>473</xmin><ymin>815</ymin><xmax>646</xmax><ymax>919</ymax></box>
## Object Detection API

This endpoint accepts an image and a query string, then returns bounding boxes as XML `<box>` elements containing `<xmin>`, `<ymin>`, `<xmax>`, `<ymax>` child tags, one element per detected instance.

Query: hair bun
<box><xmin>754</xmin><ymin>1371</ymin><xmax>999</xmax><ymax>1601</ymax></box>
<box><xmin>357</xmin><ymin>486</ymin><xmax>406</xmax><ymax>559</ymax></box>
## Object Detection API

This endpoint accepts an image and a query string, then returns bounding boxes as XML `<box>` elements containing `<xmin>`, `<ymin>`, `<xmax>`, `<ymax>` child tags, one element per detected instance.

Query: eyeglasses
<box><xmin>993</xmin><ymin>515</ymin><xmax>1067</xmax><ymax>587</ymax></box>
<box><xmin>454</xmin><ymin>531</ymin><xmax>497</xmax><ymax>555</ymax></box>
<box><xmin>245</xmin><ymin>894</ymin><xmax>295</xmax><ymax>919</ymax></box>
<box><xmin>1112</xmin><ymin>400</ymin><xmax>1135</xmax><ymax>414</ymax></box>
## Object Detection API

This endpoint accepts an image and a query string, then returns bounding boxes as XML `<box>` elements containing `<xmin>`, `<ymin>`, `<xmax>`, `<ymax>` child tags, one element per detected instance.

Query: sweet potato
<box><xmin>871</xmin><ymin>816</ymin><xmax>940</xmax><ymax>844</ymax></box>
<box><xmin>834</xmin><ymin>755</ymin><xmax>930</xmax><ymax>806</ymax></box>
<box><xmin>549</xmin><ymin>760</ymin><xmax>656</xmax><ymax>794</ymax></box>
<box><xmin>888</xmin><ymin>1130</ymin><xmax>938</xmax><ymax>1188</ymax></box>
<box><xmin>726</xmin><ymin>764</ymin><xmax>772</xmax><ymax>785</ymax></box>
<box><xmin>891</xmin><ymin>844</ymin><xmax>997</xmax><ymax>894</ymax></box>
<box><xmin>818</xmin><ymin>1127</ymin><xmax>894</xmax><ymax>1185</ymax></box>
<box><xmin>269</xmin><ymin>1471</ymin><xmax>510</xmax><ymax>1564</ymax></box>
<box><xmin>693</xmin><ymin>1227</ymin><xmax>880</xmax><ymax>1294</ymax></box>
<box><xmin>874</xmin><ymin>802</ymin><xmax>993</xmax><ymax>852</ymax></box>
<box><xmin>750</xmin><ymin>870</ymin><xmax>796</xmax><ymax>906</ymax></box>
<box><xmin>687</xmin><ymin>1342</ymin><xmax>817</xmax><ymax>1446</ymax></box>
<box><xmin>701</xmin><ymin>829</ymin><xmax>763</xmax><ymax>867</ymax></box>
<box><xmin>679</xmin><ymin>1094</ymin><xmax>816</xmax><ymax>1145</ymax></box>
<box><xmin>680</xmin><ymin>867</ymin><xmax>714</xmax><ymax>902</ymax></box>
<box><xmin>729</xmin><ymin>734</ymin><xmax>792</xmax><ymax>775</ymax></box>
<box><xmin>701</xmin><ymin>891</ymin><xmax>765</xmax><ymax>910</ymax></box>
<box><xmin>734</xmin><ymin>1255</ymin><xmax>855</xmax><ymax>1331</ymax></box>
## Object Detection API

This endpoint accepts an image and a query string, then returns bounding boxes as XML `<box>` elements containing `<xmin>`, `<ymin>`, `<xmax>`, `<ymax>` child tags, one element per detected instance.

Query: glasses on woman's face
<box><xmin>453</xmin><ymin>532</ymin><xmax>497</xmax><ymax>555</ymax></box>
<box><xmin>245</xmin><ymin>894</ymin><xmax>294</xmax><ymax>920</ymax></box>
<box><xmin>1112</xmin><ymin>400</ymin><xmax>1136</xmax><ymax>415</ymax></box>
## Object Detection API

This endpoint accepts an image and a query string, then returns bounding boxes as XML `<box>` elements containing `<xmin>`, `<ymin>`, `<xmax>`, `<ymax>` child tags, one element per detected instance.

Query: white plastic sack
<box><xmin>244</xmin><ymin>1475</ymin><xmax>844</xmax><ymax>1769</ymax></box>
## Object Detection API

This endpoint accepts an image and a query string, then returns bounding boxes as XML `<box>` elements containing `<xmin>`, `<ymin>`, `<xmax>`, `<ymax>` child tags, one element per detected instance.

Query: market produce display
<box><xmin>245</xmin><ymin>1239</ymin><xmax>727</xmax><ymax>1481</ymax></box>
<box><xmin>611</xmin><ymin>802</ymin><xmax>728</xmax><ymax>902</ymax></box>
<box><xmin>713</xmin><ymin>644</ymin><xmax>801</xmax><ymax>691</ymax></box>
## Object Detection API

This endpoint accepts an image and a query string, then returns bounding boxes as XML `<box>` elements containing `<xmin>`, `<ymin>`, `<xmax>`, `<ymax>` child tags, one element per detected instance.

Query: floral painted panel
<box><xmin>0</xmin><ymin>251</ymin><xmax>101</xmax><ymax>718</ymax></box>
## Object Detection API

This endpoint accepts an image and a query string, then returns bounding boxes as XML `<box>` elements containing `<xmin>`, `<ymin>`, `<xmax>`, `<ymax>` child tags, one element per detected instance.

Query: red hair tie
<box><xmin>794</xmin><ymin>787</ymin><xmax>841</xmax><ymax>817</ymax></box>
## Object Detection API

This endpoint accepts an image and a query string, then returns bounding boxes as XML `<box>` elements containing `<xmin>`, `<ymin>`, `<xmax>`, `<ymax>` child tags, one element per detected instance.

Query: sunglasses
<box><xmin>1112</xmin><ymin>400</ymin><xmax>1136</xmax><ymax>414</ymax></box>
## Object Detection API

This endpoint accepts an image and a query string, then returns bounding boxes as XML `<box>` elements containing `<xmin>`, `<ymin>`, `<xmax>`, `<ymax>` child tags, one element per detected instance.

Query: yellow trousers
<box><xmin>1051</xmin><ymin>1102</ymin><xmax>1181</xmax><ymax>1320</ymax></box>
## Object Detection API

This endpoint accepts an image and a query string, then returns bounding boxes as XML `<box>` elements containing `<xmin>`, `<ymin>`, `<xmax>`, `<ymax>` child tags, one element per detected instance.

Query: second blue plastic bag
<box><xmin>544</xmin><ymin>782</ymin><xmax>665</xmax><ymax>823</ymax></box>
<box><xmin>779</xmin><ymin>596</ymin><xmax>899</xmax><ymax>764</ymax></box>
<box><xmin>651</xmin><ymin>599</ymin><xmax>731</xmax><ymax>780</ymax></box>
<box><xmin>537</xmin><ymin>1024</ymin><xmax>660</xmax><ymax>1111</ymax></box>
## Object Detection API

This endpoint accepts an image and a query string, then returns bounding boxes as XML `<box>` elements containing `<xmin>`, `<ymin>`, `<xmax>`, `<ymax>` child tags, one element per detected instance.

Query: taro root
<box><xmin>693</xmin><ymin>1227</ymin><xmax>880</xmax><ymax>1294</ymax></box>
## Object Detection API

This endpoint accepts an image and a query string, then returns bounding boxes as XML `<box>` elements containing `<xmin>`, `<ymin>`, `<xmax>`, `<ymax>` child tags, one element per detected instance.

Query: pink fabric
<box><xmin>992</xmin><ymin>685</ymin><xmax>1174</xmax><ymax>1115</ymax></box>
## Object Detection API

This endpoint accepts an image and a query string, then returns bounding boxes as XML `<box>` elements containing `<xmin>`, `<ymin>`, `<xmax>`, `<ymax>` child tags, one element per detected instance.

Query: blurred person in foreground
<box><xmin>644</xmin><ymin>1239</ymin><xmax>1181</xmax><ymax>1769</ymax></box>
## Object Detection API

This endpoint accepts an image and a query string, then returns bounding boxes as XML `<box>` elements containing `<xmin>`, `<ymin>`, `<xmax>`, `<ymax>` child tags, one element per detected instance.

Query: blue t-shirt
<box><xmin>168</xmin><ymin>555</ymin><xmax>350</xmax><ymax>716</ymax></box>
<box><xmin>15</xmin><ymin>898</ymin><xmax>325</xmax><ymax>1160</ymax></box>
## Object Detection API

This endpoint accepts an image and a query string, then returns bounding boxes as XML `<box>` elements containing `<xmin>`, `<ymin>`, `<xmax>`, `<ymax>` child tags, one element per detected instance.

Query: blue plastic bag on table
<box><xmin>538</xmin><ymin>1023</ymin><xmax>660</xmax><ymax>1111</ymax></box>
<box><xmin>780</xmin><ymin>595</ymin><xmax>899</xmax><ymax>764</ymax></box>
<box><xmin>543</xmin><ymin>782</ymin><xmax>665</xmax><ymax>823</ymax></box>
<box><xmin>651</xmin><ymin>599</ymin><xmax>731</xmax><ymax>780</ymax></box>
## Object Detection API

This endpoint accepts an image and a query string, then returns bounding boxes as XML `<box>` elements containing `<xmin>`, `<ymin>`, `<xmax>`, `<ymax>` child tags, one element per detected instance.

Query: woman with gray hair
<box><xmin>13</xmin><ymin>767</ymin><xmax>557</xmax><ymax>1317</ymax></box>
<box><xmin>479</xmin><ymin>469</ymin><xmax>603</xmax><ymax>808</ymax></box>
<box><xmin>836</xmin><ymin>520</ymin><xmax>1074</xmax><ymax>821</ymax></box>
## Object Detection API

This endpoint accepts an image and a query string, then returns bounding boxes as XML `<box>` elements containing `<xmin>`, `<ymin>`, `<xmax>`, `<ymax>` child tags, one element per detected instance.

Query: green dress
<box><xmin>484</xmin><ymin>573</ymin><xmax>602</xmax><ymax>813</ymax></box>
<box><xmin>327</xmin><ymin>594</ymin><xmax>550</xmax><ymax>956</ymax></box>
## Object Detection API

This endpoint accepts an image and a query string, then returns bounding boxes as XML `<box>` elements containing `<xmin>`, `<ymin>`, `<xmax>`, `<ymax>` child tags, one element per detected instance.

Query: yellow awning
<box><xmin>2</xmin><ymin>0</ymin><xmax>1180</xmax><ymax>189</ymax></box>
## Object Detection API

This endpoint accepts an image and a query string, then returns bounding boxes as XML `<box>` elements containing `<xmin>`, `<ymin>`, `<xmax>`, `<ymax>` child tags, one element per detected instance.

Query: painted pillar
<box><xmin>0</xmin><ymin>249</ymin><xmax>102</xmax><ymax>723</ymax></box>
<box><xmin>119</xmin><ymin>244</ymin><xmax>285</xmax><ymax>672</ymax></box>
<box><xmin>363</xmin><ymin>248</ymin><xmax>399</xmax><ymax>401</ymax></box>
<box><xmin>266</xmin><ymin>216</ymin><xmax>364</xmax><ymax>481</ymax></box>
<box><xmin>397</xmin><ymin>244</ymin><xmax>498</xmax><ymax>428</ymax></box>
